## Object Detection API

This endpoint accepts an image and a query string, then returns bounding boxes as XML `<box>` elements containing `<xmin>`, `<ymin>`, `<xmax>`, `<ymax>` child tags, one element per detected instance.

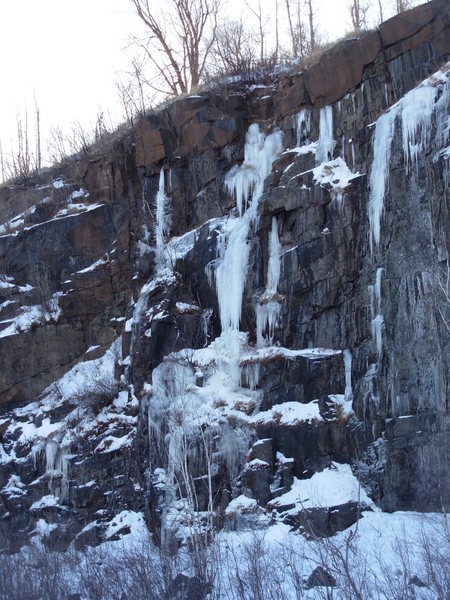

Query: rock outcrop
<box><xmin>0</xmin><ymin>0</ymin><xmax>448</xmax><ymax>551</ymax></box>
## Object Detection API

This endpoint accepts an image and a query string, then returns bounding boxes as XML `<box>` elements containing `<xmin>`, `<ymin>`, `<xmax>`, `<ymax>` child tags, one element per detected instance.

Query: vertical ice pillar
<box><xmin>368</xmin><ymin>108</ymin><xmax>397</xmax><ymax>254</ymax></box>
<box><xmin>316</xmin><ymin>106</ymin><xmax>334</xmax><ymax>164</ymax></box>
<box><xmin>155</xmin><ymin>169</ymin><xmax>171</xmax><ymax>271</ymax></box>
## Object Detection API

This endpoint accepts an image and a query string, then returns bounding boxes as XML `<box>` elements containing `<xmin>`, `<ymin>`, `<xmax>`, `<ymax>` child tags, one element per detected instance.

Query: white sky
<box><xmin>0</xmin><ymin>0</ymin><xmax>403</xmax><ymax>169</ymax></box>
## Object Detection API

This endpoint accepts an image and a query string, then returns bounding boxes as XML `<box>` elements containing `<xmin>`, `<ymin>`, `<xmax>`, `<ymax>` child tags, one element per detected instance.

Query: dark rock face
<box><xmin>0</xmin><ymin>0</ymin><xmax>448</xmax><ymax>550</ymax></box>
<box><xmin>305</xmin><ymin>566</ymin><xmax>336</xmax><ymax>589</ymax></box>
<box><xmin>283</xmin><ymin>501</ymin><xmax>363</xmax><ymax>538</ymax></box>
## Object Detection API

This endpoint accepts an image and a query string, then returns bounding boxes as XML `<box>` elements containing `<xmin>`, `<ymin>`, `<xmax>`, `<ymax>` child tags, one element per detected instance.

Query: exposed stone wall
<box><xmin>0</xmin><ymin>0</ymin><xmax>448</xmax><ymax>549</ymax></box>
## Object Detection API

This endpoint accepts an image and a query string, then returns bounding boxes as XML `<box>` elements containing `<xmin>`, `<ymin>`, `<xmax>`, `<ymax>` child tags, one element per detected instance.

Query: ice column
<box><xmin>368</xmin><ymin>108</ymin><xmax>398</xmax><ymax>254</ymax></box>
<box><xmin>343</xmin><ymin>349</ymin><xmax>353</xmax><ymax>402</ymax></box>
<box><xmin>267</xmin><ymin>216</ymin><xmax>281</xmax><ymax>293</ymax></box>
<box><xmin>370</xmin><ymin>267</ymin><xmax>384</xmax><ymax>359</ymax></box>
<box><xmin>155</xmin><ymin>169</ymin><xmax>171</xmax><ymax>271</ymax></box>
<box><xmin>316</xmin><ymin>106</ymin><xmax>334</xmax><ymax>164</ymax></box>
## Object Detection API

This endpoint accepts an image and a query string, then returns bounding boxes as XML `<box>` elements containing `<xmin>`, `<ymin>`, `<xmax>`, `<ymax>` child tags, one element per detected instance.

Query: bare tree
<box><xmin>275</xmin><ymin>0</ymin><xmax>279</xmax><ymax>64</ymax></box>
<box><xmin>211</xmin><ymin>18</ymin><xmax>257</xmax><ymax>75</ymax></box>
<box><xmin>0</xmin><ymin>106</ymin><xmax>40</xmax><ymax>182</ymax></box>
<box><xmin>395</xmin><ymin>0</ymin><xmax>412</xmax><ymax>13</ymax></box>
<box><xmin>349</xmin><ymin>0</ymin><xmax>369</xmax><ymax>31</ymax></box>
<box><xmin>34</xmin><ymin>95</ymin><xmax>42</xmax><ymax>173</ymax></box>
<box><xmin>129</xmin><ymin>0</ymin><xmax>220</xmax><ymax>96</ymax></box>
<box><xmin>0</xmin><ymin>139</ymin><xmax>6</xmax><ymax>183</ymax></box>
<box><xmin>285</xmin><ymin>0</ymin><xmax>297</xmax><ymax>58</ymax></box>
<box><xmin>245</xmin><ymin>0</ymin><xmax>267</xmax><ymax>63</ymax></box>
<box><xmin>305</xmin><ymin>0</ymin><xmax>316</xmax><ymax>53</ymax></box>
<box><xmin>377</xmin><ymin>0</ymin><xmax>384</xmax><ymax>23</ymax></box>
<box><xmin>284</xmin><ymin>0</ymin><xmax>308</xmax><ymax>59</ymax></box>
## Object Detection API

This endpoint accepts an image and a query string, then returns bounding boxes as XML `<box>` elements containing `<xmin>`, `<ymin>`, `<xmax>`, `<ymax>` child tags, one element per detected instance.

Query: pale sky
<box><xmin>0</xmin><ymin>0</ymin><xmax>402</xmax><ymax>172</ymax></box>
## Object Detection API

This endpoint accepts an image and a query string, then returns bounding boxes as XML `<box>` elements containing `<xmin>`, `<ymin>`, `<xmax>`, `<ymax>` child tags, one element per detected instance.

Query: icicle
<box><xmin>368</xmin><ymin>284</ymin><xmax>375</xmax><ymax>320</ymax></box>
<box><xmin>141</xmin><ymin>186</ymin><xmax>150</xmax><ymax>244</ymax></box>
<box><xmin>368</xmin><ymin>107</ymin><xmax>398</xmax><ymax>254</ymax></box>
<box><xmin>371</xmin><ymin>314</ymin><xmax>384</xmax><ymax>359</ymax></box>
<box><xmin>351</xmin><ymin>141</ymin><xmax>355</xmax><ymax>170</ymax></box>
<box><xmin>155</xmin><ymin>169</ymin><xmax>171</xmax><ymax>271</ymax></box>
<box><xmin>267</xmin><ymin>216</ymin><xmax>281</xmax><ymax>293</ymax></box>
<box><xmin>225</xmin><ymin>124</ymin><xmax>266</xmax><ymax>217</ymax></box>
<box><xmin>256</xmin><ymin>302</ymin><xmax>281</xmax><ymax>347</ymax></box>
<box><xmin>45</xmin><ymin>440</ymin><xmax>59</xmax><ymax>475</ymax></box>
<box><xmin>217</xmin><ymin>428</ymin><xmax>241</xmax><ymax>480</ymax></box>
<box><xmin>375</xmin><ymin>267</ymin><xmax>383</xmax><ymax>313</ymax></box>
<box><xmin>316</xmin><ymin>106</ymin><xmax>334</xmax><ymax>164</ymax></box>
<box><xmin>296</xmin><ymin>109</ymin><xmax>311</xmax><ymax>146</ymax></box>
<box><xmin>32</xmin><ymin>442</ymin><xmax>44</xmax><ymax>469</ymax></box>
<box><xmin>401</xmin><ymin>85</ymin><xmax>437</xmax><ymax>174</ymax></box>
<box><xmin>243</xmin><ymin>362</ymin><xmax>260</xmax><ymax>391</ymax></box>
<box><xmin>343</xmin><ymin>349</ymin><xmax>353</xmax><ymax>402</ymax></box>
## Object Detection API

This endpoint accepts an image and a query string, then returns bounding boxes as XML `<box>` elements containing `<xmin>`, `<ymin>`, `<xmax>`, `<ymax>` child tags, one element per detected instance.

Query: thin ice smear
<box><xmin>296</xmin><ymin>108</ymin><xmax>311</xmax><ymax>146</ymax></box>
<box><xmin>256</xmin><ymin>216</ymin><xmax>282</xmax><ymax>347</ymax></box>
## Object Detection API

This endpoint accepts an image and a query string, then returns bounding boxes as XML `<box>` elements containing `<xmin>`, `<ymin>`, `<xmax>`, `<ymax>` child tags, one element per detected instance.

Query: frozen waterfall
<box><xmin>214</xmin><ymin>124</ymin><xmax>283</xmax><ymax>335</ymax></box>
<box><xmin>155</xmin><ymin>169</ymin><xmax>171</xmax><ymax>271</ymax></box>
<box><xmin>316</xmin><ymin>106</ymin><xmax>335</xmax><ymax>164</ymax></box>
<box><xmin>210</xmin><ymin>124</ymin><xmax>283</xmax><ymax>380</ymax></box>
<box><xmin>368</xmin><ymin>108</ymin><xmax>397</xmax><ymax>254</ymax></box>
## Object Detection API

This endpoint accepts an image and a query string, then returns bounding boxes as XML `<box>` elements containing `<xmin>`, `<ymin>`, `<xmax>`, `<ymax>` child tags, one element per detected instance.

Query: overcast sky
<box><xmin>0</xmin><ymin>0</ymin><xmax>405</xmax><ymax>171</ymax></box>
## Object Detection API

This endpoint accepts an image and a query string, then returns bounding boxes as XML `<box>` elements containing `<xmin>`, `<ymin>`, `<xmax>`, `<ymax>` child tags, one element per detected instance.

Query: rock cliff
<box><xmin>0</xmin><ymin>0</ymin><xmax>448</xmax><ymax>552</ymax></box>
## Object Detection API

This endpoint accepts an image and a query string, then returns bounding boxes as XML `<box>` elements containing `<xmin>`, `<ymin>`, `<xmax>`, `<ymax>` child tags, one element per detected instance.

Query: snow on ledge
<box><xmin>30</xmin><ymin>494</ymin><xmax>61</xmax><ymax>511</ymax></box>
<box><xmin>104</xmin><ymin>510</ymin><xmax>147</xmax><ymax>540</ymax></box>
<box><xmin>252</xmin><ymin>400</ymin><xmax>322</xmax><ymax>426</ymax></box>
<box><xmin>268</xmin><ymin>462</ymin><xmax>376</xmax><ymax>511</ymax></box>
<box><xmin>175</xmin><ymin>301</ymin><xmax>201</xmax><ymax>314</ymax></box>
<box><xmin>313</xmin><ymin>157</ymin><xmax>363</xmax><ymax>197</ymax></box>
<box><xmin>0</xmin><ymin>294</ymin><xmax>62</xmax><ymax>339</ymax></box>
<box><xmin>225</xmin><ymin>495</ymin><xmax>259</xmax><ymax>515</ymax></box>
<box><xmin>240</xmin><ymin>346</ymin><xmax>341</xmax><ymax>365</ymax></box>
